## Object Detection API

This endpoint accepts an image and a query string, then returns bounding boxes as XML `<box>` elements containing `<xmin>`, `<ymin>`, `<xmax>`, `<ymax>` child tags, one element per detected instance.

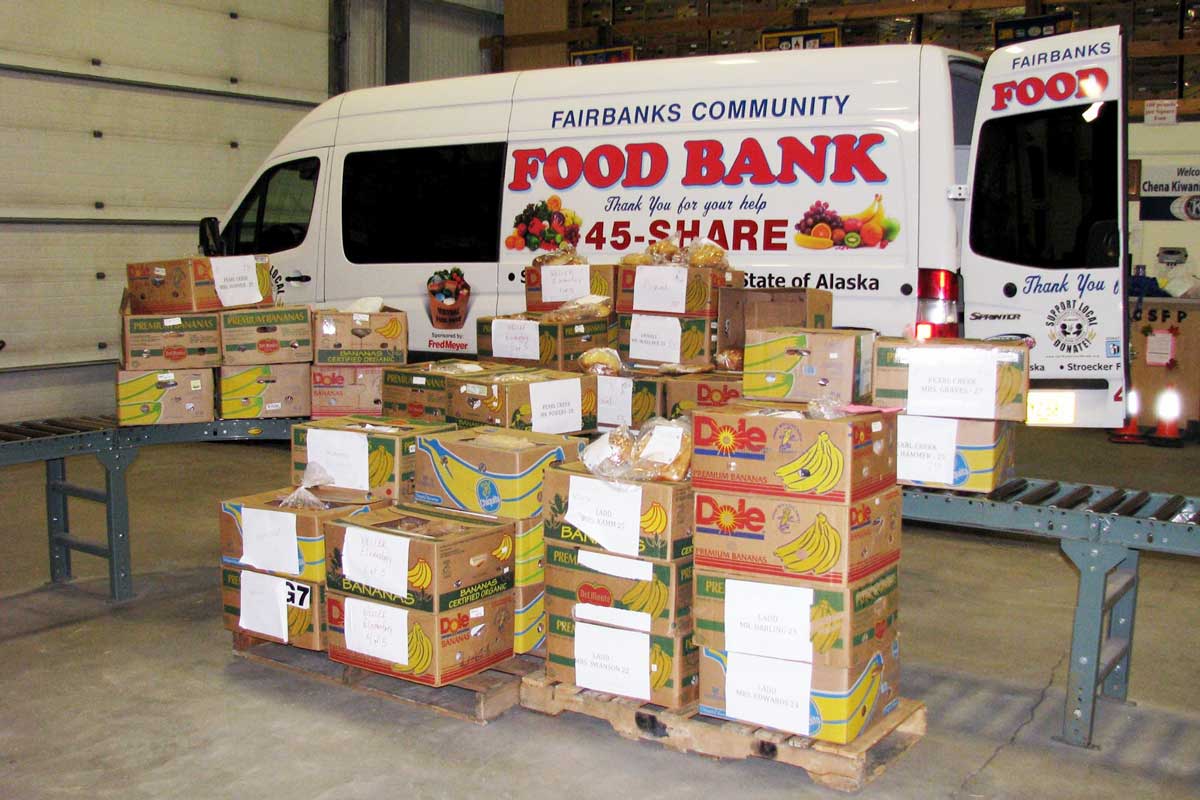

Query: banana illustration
<box><xmin>811</xmin><ymin>654</ymin><xmax>884</xmax><ymax>742</ymax></box>
<box><xmin>118</xmin><ymin>402</ymin><xmax>163</xmax><ymax>425</ymax></box>
<box><xmin>742</xmin><ymin>370</ymin><xmax>794</xmax><ymax>398</ymax></box>
<box><xmin>996</xmin><ymin>363</ymin><xmax>1023</xmax><ymax>405</ymax></box>
<box><xmin>117</xmin><ymin>372</ymin><xmax>171</xmax><ymax>404</ymax></box>
<box><xmin>845</xmin><ymin>194</ymin><xmax>883</xmax><ymax>223</ymax></box>
<box><xmin>774</xmin><ymin>432</ymin><xmax>844</xmax><ymax>495</ymax></box>
<box><xmin>407</xmin><ymin>558</ymin><xmax>433</xmax><ymax>591</ymax></box>
<box><xmin>649</xmin><ymin>642</ymin><xmax>672</xmax><ymax>689</ymax></box>
<box><xmin>581</xmin><ymin>388</ymin><xmax>597</xmax><ymax>417</ymax></box>
<box><xmin>774</xmin><ymin>513</ymin><xmax>842</xmax><ymax>576</ymax></box>
<box><xmin>375</xmin><ymin>318</ymin><xmax>405</xmax><ymax>339</ymax></box>
<box><xmin>794</xmin><ymin>232</ymin><xmax>835</xmax><ymax>250</ymax></box>
<box><xmin>620</xmin><ymin>577</ymin><xmax>669</xmax><ymax>618</ymax></box>
<box><xmin>631</xmin><ymin>387</ymin><xmax>657</xmax><ymax>421</ymax></box>
<box><xmin>367</xmin><ymin>444</ymin><xmax>392</xmax><ymax>487</ymax></box>
<box><xmin>221</xmin><ymin>366</ymin><xmax>272</xmax><ymax>398</ymax></box>
<box><xmin>810</xmin><ymin>599</ymin><xmax>841</xmax><ymax>654</ymax></box>
<box><xmin>286</xmin><ymin>605</ymin><xmax>311</xmax><ymax>639</ymax></box>
<box><xmin>590</xmin><ymin>272</ymin><xmax>610</xmax><ymax>297</ymax></box>
<box><xmin>684</xmin><ymin>274</ymin><xmax>709</xmax><ymax>311</ymax></box>
<box><xmin>392</xmin><ymin>622</ymin><xmax>433</xmax><ymax>675</ymax></box>
<box><xmin>416</xmin><ymin>438</ymin><xmax>567</xmax><ymax>517</ymax></box>
<box><xmin>492</xmin><ymin>535</ymin><xmax>513</xmax><ymax>561</ymax></box>
<box><xmin>510</xmin><ymin>403</ymin><xmax>533</xmax><ymax>429</ymax></box>
<box><xmin>679</xmin><ymin>325</ymin><xmax>706</xmax><ymax>360</ymax></box>
<box><xmin>639</xmin><ymin>502</ymin><xmax>668</xmax><ymax>536</ymax></box>
<box><xmin>538</xmin><ymin>330</ymin><xmax>556</xmax><ymax>363</ymax></box>
<box><xmin>221</xmin><ymin>397</ymin><xmax>266</xmax><ymax>419</ymax></box>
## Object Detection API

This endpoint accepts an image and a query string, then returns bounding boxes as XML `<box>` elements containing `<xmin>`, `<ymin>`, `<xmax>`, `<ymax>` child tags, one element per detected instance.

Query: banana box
<box><xmin>743</xmin><ymin>327</ymin><xmax>875</xmax><ymax>405</ymax></box>
<box><xmin>596</xmin><ymin>371</ymin><xmax>665</xmax><ymax>431</ymax></box>
<box><xmin>691</xmin><ymin>566</ymin><xmax>899</xmax><ymax>670</ymax></box>
<box><xmin>693</xmin><ymin>487</ymin><xmax>901</xmax><ymax>588</ymax></box>
<box><xmin>313</xmin><ymin>309</ymin><xmax>408</xmax><ymax>365</ymax></box>
<box><xmin>525</xmin><ymin>263</ymin><xmax>617</xmax><ymax>314</ymax></box>
<box><xmin>872</xmin><ymin>337</ymin><xmax>1030</xmax><ymax>422</ymax></box>
<box><xmin>413</xmin><ymin>427</ymin><xmax>586</xmax><ymax>519</ymax></box>
<box><xmin>219</xmin><ymin>305</ymin><xmax>312</xmax><ymax>365</ymax></box>
<box><xmin>126</xmin><ymin>256</ymin><xmax>274</xmax><ymax>314</ymax></box>
<box><xmin>542</xmin><ymin>461</ymin><xmax>694</xmax><ymax>562</ymax></box>
<box><xmin>897</xmin><ymin>417</ymin><xmax>1016</xmax><ymax>493</ymax></box>
<box><xmin>662</xmin><ymin>372</ymin><xmax>743</xmax><ymax>419</ymax></box>
<box><xmin>514</xmin><ymin>517</ymin><xmax>545</xmax><ymax>587</ymax></box>
<box><xmin>691</xmin><ymin>404</ymin><xmax>896</xmax><ymax>505</ymax></box>
<box><xmin>546</xmin><ymin>615</ymin><xmax>699</xmax><ymax>710</ymax></box>
<box><xmin>382</xmin><ymin>360</ymin><xmax>516</xmax><ymax>423</ymax></box>
<box><xmin>121</xmin><ymin>306</ymin><xmax>221</xmax><ymax>371</ymax></box>
<box><xmin>617</xmin><ymin>313</ymin><xmax>716</xmax><ymax>367</ymax></box>
<box><xmin>292</xmin><ymin>416</ymin><xmax>457</xmax><ymax>503</ymax></box>
<box><xmin>616</xmin><ymin>264</ymin><xmax>745</xmax><ymax>318</ymax></box>
<box><xmin>326</xmin><ymin>589</ymin><xmax>514</xmax><ymax>687</ymax></box>
<box><xmin>445</xmin><ymin>371</ymin><xmax>599</xmax><ymax>435</ymax></box>
<box><xmin>116</xmin><ymin>368</ymin><xmax>214</xmax><ymax>426</ymax></box>
<box><xmin>697</xmin><ymin>631</ymin><xmax>901</xmax><ymax>744</ymax></box>
<box><xmin>715</xmin><ymin>287</ymin><xmax>833</xmax><ymax>354</ymax></box>
<box><xmin>219</xmin><ymin>363</ymin><xmax>311</xmax><ymax>419</ymax></box>
<box><xmin>477</xmin><ymin>314</ymin><xmax>612</xmax><ymax>372</ymax></box>
<box><xmin>544</xmin><ymin>542</ymin><xmax>693</xmax><ymax>637</ymax></box>
<box><xmin>221</xmin><ymin>567</ymin><xmax>325</xmax><ymax>651</ymax></box>
<box><xmin>311</xmin><ymin>365</ymin><xmax>385</xmax><ymax>417</ymax></box>
<box><xmin>515</xmin><ymin>582</ymin><xmax>546</xmax><ymax>654</ymax></box>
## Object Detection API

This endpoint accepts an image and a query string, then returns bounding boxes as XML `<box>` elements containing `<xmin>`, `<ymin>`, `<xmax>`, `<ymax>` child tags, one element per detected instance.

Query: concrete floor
<box><xmin>2</xmin><ymin>428</ymin><xmax>1200</xmax><ymax>799</ymax></box>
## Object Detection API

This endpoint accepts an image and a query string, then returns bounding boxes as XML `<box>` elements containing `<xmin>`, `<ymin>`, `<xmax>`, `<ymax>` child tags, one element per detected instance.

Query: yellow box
<box><xmin>896</xmin><ymin>418</ymin><xmax>1016</xmax><ymax>493</ymax></box>
<box><xmin>515</xmin><ymin>583</ymin><xmax>546</xmax><ymax>654</ymax></box>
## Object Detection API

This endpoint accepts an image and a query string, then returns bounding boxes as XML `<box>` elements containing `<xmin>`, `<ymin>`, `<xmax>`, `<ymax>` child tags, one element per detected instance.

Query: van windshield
<box><xmin>969</xmin><ymin>100</ymin><xmax>1119</xmax><ymax>270</ymax></box>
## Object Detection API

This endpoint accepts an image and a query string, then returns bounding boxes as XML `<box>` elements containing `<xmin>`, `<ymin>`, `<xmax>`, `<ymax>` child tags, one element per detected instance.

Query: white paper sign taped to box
<box><xmin>725</xmin><ymin>579</ymin><xmax>813</xmax><ymax>662</ymax></box>
<box><xmin>597</xmin><ymin>375</ymin><xmax>634</xmax><ymax>428</ymax></box>
<box><xmin>633</xmin><ymin>266</ymin><xmax>688</xmax><ymax>313</ymax></box>
<box><xmin>239</xmin><ymin>507</ymin><xmax>300</xmax><ymax>575</ymax></box>
<box><xmin>896</xmin><ymin>415</ymin><xmax>958</xmax><ymax>484</ymax></box>
<box><xmin>305</xmin><ymin>428</ymin><xmax>370</xmax><ymax>491</ymax></box>
<box><xmin>629</xmin><ymin>314</ymin><xmax>682</xmax><ymax>363</ymax></box>
<box><xmin>342</xmin><ymin>525</ymin><xmax>411</xmax><ymax>598</ymax></box>
<box><xmin>565</xmin><ymin>474</ymin><xmax>643</xmax><ymax>555</ymax></box>
<box><xmin>574</xmin><ymin>621</ymin><xmax>651</xmax><ymax>700</ymax></box>
<box><xmin>542</xmin><ymin>265</ymin><xmax>591</xmax><ymax>302</ymax></box>
<box><xmin>491</xmin><ymin>319</ymin><xmax>541</xmax><ymax>360</ymax></box>
<box><xmin>209</xmin><ymin>255</ymin><xmax>263</xmax><ymax>307</ymax></box>
<box><xmin>904</xmin><ymin>348</ymin><xmax>998</xmax><ymax>419</ymax></box>
<box><xmin>529</xmin><ymin>378</ymin><xmax>582</xmax><ymax>434</ymax></box>
<box><xmin>343</xmin><ymin>596</ymin><xmax>409</xmax><ymax>665</ymax></box>
<box><xmin>726</xmin><ymin>652</ymin><xmax>812</xmax><ymax>735</ymax></box>
<box><xmin>238</xmin><ymin>570</ymin><xmax>289</xmax><ymax>641</ymax></box>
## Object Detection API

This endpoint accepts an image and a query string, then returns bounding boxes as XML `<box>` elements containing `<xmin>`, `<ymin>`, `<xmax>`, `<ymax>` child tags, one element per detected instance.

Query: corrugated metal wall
<box><xmin>410</xmin><ymin>0</ymin><xmax>502</xmax><ymax>82</ymax></box>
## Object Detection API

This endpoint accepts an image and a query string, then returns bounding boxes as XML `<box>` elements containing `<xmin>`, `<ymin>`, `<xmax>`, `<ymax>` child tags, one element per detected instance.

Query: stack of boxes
<box><xmin>311</xmin><ymin>308</ymin><xmax>408</xmax><ymax>418</ymax></box>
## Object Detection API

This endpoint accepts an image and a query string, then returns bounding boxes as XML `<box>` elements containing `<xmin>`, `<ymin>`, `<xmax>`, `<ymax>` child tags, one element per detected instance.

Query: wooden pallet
<box><xmin>520</xmin><ymin>669</ymin><xmax>925</xmax><ymax>792</ymax></box>
<box><xmin>231</xmin><ymin>632</ymin><xmax>542</xmax><ymax>724</ymax></box>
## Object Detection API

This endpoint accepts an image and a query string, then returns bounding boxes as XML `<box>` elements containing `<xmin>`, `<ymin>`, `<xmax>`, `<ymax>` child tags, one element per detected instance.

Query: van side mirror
<box><xmin>199</xmin><ymin>217</ymin><xmax>224</xmax><ymax>256</ymax></box>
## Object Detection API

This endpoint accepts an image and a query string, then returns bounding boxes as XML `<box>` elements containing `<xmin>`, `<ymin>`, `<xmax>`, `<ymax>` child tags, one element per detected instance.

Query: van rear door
<box><xmin>960</xmin><ymin>26</ymin><xmax>1127</xmax><ymax>427</ymax></box>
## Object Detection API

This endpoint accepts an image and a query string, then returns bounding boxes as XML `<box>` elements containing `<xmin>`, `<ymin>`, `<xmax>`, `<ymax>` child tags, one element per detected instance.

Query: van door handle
<box><xmin>285</xmin><ymin>274</ymin><xmax>312</xmax><ymax>283</ymax></box>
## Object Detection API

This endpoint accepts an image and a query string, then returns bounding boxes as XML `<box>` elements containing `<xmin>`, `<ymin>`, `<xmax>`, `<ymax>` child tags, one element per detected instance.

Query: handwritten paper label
<box><xmin>238</xmin><ymin>570</ymin><xmax>288</xmax><ymax>640</ymax></box>
<box><xmin>1146</xmin><ymin>330</ymin><xmax>1175</xmax><ymax>366</ymax></box>
<box><xmin>210</xmin><ymin>255</ymin><xmax>263</xmax><ymax>307</ymax></box>
<box><xmin>530</xmin><ymin>378</ymin><xmax>582</xmax><ymax>434</ymax></box>
<box><xmin>597</xmin><ymin>376</ymin><xmax>634</xmax><ymax>428</ymax></box>
<box><xmin>904</xmin><ymin>348</ymin><xmax>997</xmax><ymax>419</ymax></box>
<box><xmin>629</xmin><ymin>314</ymin><xmax>682</xmax><ymax>363</ymax></box>
<box><xmin>492</xmin><ymin>319</ymin><xmax>541</xmax><ymax>360</ymax></box>
<box><xmin>542</xmin><ymin>265</ymin><xmax>591</xmax><ymax>302</ymax></box>
<box><xmin>342</xmin><ymin>526</ymin><xmax>411</xmax><ymax>598</ymax></box>
<box><xmin>726</xmin><ymin>652</ymin><xmax>812</xmax><ymax>735</ymax></box>
<box><xmin>343</xmin><ymin>597</ymin><xmax>409</xmax><ymax>665</ymax></box>
<box><xmin>240</xmin><ymin>507</ymin><xmax>300</xmax><ymax>575</ymax></box>
<box><xmin>637</xmin><ymin>425</ymin><xmax>683</xmax><ymax>465</ymax></box>
<box><xmin>896</xmin><ymin>415</ymin><xmax>958</xmax><ymax>484</ymax></box>
<box><xmin>565</xmin><ymin>474</ymin><xmax>643</xmax><ymax>555</ymax></box>
<box><xmin>305</xmin><ymin>428</ymin><xmax>370</xmax><ymax>491</ymax></box>
<box><xmin>725</xmin><ymin>579</ymin><xmax>813</xmax><ymax>661</ymax></box>
<box><xmin>574</xmin><ymin>622</ymin><xmax>651</xmax><ymax>700</ymax></box>
<box><xmin>633</xmin><ymin>266</ymin><xmax>687</xmax><ymax>313</ymax></box>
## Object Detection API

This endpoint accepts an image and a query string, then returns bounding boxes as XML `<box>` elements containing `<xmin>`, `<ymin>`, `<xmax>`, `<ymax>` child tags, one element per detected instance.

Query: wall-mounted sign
<box><xmin>570</xmin><ymin>45</ymin><xmax>634</xmax><ymax>67</ymax></box>
<box><xmin>760</xmin><ymin>26</ymin><xmax>840</xmax><ymax>52</ymax></box>
<box><xmin>1140</xmin><ymin>164</ymin><xmax>1200</xmax><ymax>222</ymax></box>
<box><xmin>994</xmin><ymin>11</ymin><xmax>1074</xmax><ymax>48</ymax></box>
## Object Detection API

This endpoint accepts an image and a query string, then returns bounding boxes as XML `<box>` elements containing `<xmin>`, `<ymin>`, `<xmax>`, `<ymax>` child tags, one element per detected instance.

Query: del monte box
<box><xmin>219</xmin><ymin>305</ymin><xmax>312</xmax><ymax>364</ymax></box>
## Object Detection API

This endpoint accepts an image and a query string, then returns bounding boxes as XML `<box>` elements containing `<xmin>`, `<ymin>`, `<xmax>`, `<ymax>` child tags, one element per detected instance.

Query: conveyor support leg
<box><xmin>97</xmin><ymin>448</ymin><xmax>137</xmax><ymax>602</ymax></box>
<box><xmin>45</xmin><ymin>458</ymin><xmax>71</xmax><ymax>583</ymax></box>
<box><xmin>1101</xmin><ymin>550</ymin><xmax>1139</xmax><ymax>701</ymax></box>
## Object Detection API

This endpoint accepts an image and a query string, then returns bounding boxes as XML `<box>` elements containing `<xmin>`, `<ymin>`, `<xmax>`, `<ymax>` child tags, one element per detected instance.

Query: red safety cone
<box><xmin>1109</xmin><ymin>389</ymin><xmax>1145</xmax><ymax>444</ymax></box>
<box><xmin>1148</xmin><ymin>386</ymin><xmax>1184</xmax><ymax>448</ymax></box>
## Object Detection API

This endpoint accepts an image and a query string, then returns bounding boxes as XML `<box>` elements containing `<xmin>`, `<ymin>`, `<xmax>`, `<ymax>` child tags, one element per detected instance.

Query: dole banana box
<box><xmin>219</xmin><ymin>487</ymin><xmax>385</xmax><ymax>583</ymax></box>
<box><xmin>743</xmin><ymin>327</ymin><xmax>875</xmax><ymax>404</ymax></box>
<box><xmin>445</xmin><ymin>369</ymin><xmax>599</xmax><ymax>435</ymax></box>
<box><xmin>413</xmin><ymin>427</ymin><xmax>586</xmax><ymax>519</ymax></box>
<box><xmin>121</xmin><ymin>308</ymin><xmax>221</xmax><ymax>370</ymax></box>
<box><xmin>691</xmin><ymin>566</ymin><xmax>900</xmax><ymax>671</ymax></box>
<box><xmin>617</xmin><ymin>313</ymin><xmax>716</xmax><ymax>367</ymax></box>
<box><xmin>515</xmin><ymin>582</ymin><xmax>547</xmax><ymax>654</ymax></box>
<box><xmin>542</xmin><ymin>461</ymin><xmax>694</xmax><ymax>561</ymax></box>
<box><xmin>116</xmin><ymin>368</ymin><xmax>214</xmax><ymax>426</ymax></box>
<box><xmin>693</xmin><ymin>487</ymin><xmax>902</xmax><ymax>587</ymax></box>
<box><xmin>311</xmin><ymin>365</ymin><xmax>385</xmax><ymax>417</ymax></box>
<box><xmin>477</xmin><ymin>313</ymin><xmax>612</xmax><ymax>372</ymax></box>
<box><xmin>126</xmin><ymin>256</ymin><xmax>274</xmax><ymax>313</ymax></box>
<box><xmin>525</xmin><ymin>263</ymin><xmax>618</xmax><ymax>313</ymax></box>
<box><xmin>662</xmin><ymin>372</ymin><xmax>744</xmax><ymax>419</ymax></box>
<box><xmin>597</xmin><ymin>371</ymin><xmax>665</xmax><ymax>431</ymax></box>
<box><xmin>896</xmin><ymin>417</ymin><xmax>1016</xmax><ymax>493</ymax></box>
<box><xmin>292</xmin><ymin>416</ymin><xmax>457</xmax><ymax>503</ymax></box>
<box><xmin>313</xmin><ymin>309</ymin><xmax>408</xmax><ymax>365</ymax></box>
<box><xmin>691</xmin><ymin>404</ymin><xmax>897</xmax><ymax>504</ymax></box>
<box><xmin>219</xmin><ymin>363</ymin><xmax>311</xmax><ymax>419</ymax></box>
<box><xmin>221</xmin><ymin>566</ymin><xmax>325</xmax><ymax>651</ymax></box>
<box><xmin>543</xmin><ymin>542</ymin><xmax>693</xmax><ymax>637</ymax></box>
<box><xmin>715</xmin><ymin>287</ymin><xmax>833</xmax><ymax>353</ymax></box>
<box><xmin>872</xmin><ymin>337</ymin><xmax>1030</xmax><ymax>422</ymax></box>
<box><xmin>697</xmin><ymin>631</ymin><xmax>901</xmax><ymax>745</ymax></box>
<box><xmin>546</xmin><ymin>615</ymin><xmax>699</xmax><ymax>710</ymax></box>
<box><xmin>326</xmin><ymin>589</ymin><xmax>514</xmax><ymax>687</ymax></box>
<box><xmin>382</xmin><ymin>359</ymin><xmax>515</xmax><ymax>422</ymax></box>
<box><xmin>219</xmin><ymin>305</ymin><xmax>313</xmax><ymax>365</ymax></box>
<box><xmin>616</xmin><ymin>263</ymin><xmax>745</xmax><ymax>318</ymax></box>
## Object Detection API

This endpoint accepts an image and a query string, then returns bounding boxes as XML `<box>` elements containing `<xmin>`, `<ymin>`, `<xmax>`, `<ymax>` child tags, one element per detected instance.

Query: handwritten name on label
<box><xmin>574</xmin><ymin>622</ymin><xmax>651</xmax><ymax>700</ymax></box>
<box><xmin>239</xmin><ymin>570</ymin><xmax>288</xmax><ymax>640</ymax></box>
<box><xmin>896</xmin><ymin>415</ymin><xmax>958</xmax><ymax>484</ymax></box>
<box><xmin>343</xmin><ymin>526</ymin><xmax>411</xmax><ymax>598</ymax></box>
<box><xmin>597</xmin><ymin>376</ymin><xmax>634</xmax><ymax>427</ymax></box>
<box><xmin>210</xmin><ymin>255</ymin><xmax>263</xmax><ymax>307</ymax></box>
<box><xmin>240</xmin><ymin>507</ymin><xmax>300</xmax><ymax>575</ymax></box>
<box><xmin>530</xmin><ymin>378</ymin><xmax>583</xmax><ymax>434</ymax></box>
<box><xmin>905</xmin><ymin>349</ymin><xmax>997</xmax><ymax>419</ymax></box>
<box><xmin>305</xmin><ymin>428</ymin><xmax>370</xmax><ymax>491</ymax></box>
<box><xmin>542</xmin><ymin>265</ymin><xmax>592</xmax><ymax>302</ymax></box>
<box><xmin>629</xmin><ymin>314</ymin><xmax>682</xmax><ymax>362</ymax></box>
<box><xmin>343</xmin><ymin>597</ymin><xmax>409</xmax><ymax>665</ymax></box>
<box><xmin>492</xmin><ymin>319</ymin><xmax>541</xmax><ymax>360</ymax></box>
<box><xmin>725</xmin><ymin>579</ymin><xmax>813</xmax><ymax>661</ymax></box>
<box><xmin>565</xmin><ymin>474</ymin><xmax>643</xmax><ymax>556</ymax></box>
<box><xmin>633</xmin><ymin>266</ymin><xmax>687</xmax><ymax>313</ymax></box>
<box><xmin>726</xmin><ymin>652</ymin><xmax>812</xmax><ymax>735</ymax></box>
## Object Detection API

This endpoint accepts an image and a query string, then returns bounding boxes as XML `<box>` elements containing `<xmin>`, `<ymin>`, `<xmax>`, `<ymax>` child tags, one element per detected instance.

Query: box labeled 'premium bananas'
<box><xmin>617</xmin><ymin>313</ymin><xmax>716</xmax><ymax>367</ymax></box>
<box><xmin>743</xmin><ymin>328</ymin><xmax>875</xmax><ymax>405</ymax></box>
<box><xmin>221</xmin><ymin>567</ymin><xmax>325</xmax><ymax>651</ymax></box>
<box><xmin>616</xmin><ymin>264</ymin><xmax>745</xmax><ymax>318</ymax></box>
<box><xmin>381</xmin><ymin>360</ymin><xmax>513</xmax><ymax>422</ymax></box>
<box><xmin>477</xmin><ymin>314</ymin><xmax>612</xmax><ymax>372</ymax></box>
<box><xmin>313</xmin><ymin>309</ymin><xmax>408</xmax><ymax>365</ymax></box>
<box><xmin>219</xmin><ymin>363</ymin><xmax>311</xmax><ymax>419</ymax></box>
<box><xmin>326</xmin><ymin>589</ymin><xmax>514</xmax><ymax>687</ymax></box>
<box><xmin>445</xmin><ymin>369</ymin><xmax>598</xmax><ymax>434</ymax></box>
<box><xmin>542</xmin><ymin>462</ymin><xmax>694</xmax><ymax>561</ymax></box>
<box><xmin>546</xmin><ymin>616</ymin><xmax>699</xmax><ymax>710</ymax></box>
<box><xmin>691</xmin><ymin>404</ymin><xmax>897</xmax><ymax>504</ymax></box>
<box><xmin>662</xmin><ymin>372</ymin><xmax>743</xmax><ymax>419</ymax></box>
<box><xmin>116</xmin><ymin>368</ymin><xmax>215</xmax><ymax>426</ymax></box>
<box><xmin>292</xmin><ymin>416</ymin><xmax>456</xmax><ymax>503</ymax></box>
<box><xmin>219</xmin><ymin>305</ymin><xmax>312</xmax><ymax>365</ymax></box>
<box><xmin>121</xmin><ymin>310</ymin><xmax>221</xmax><ymax>370</ymax></box>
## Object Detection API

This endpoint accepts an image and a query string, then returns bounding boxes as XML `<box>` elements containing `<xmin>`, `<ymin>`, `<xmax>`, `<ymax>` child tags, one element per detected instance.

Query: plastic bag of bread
<box><xmin>653</xmin><ymin>362</ymin><xmax>714</xmax><ymax>376</ymax></box>
<box><xmin>619</xmin><ymin>251</ymin><xmax>654</xmax><ymax>267</ymax></box>
<box><xmin>582</xmin><ymin>427</ymin><xmax>637</xmax><ymax>479</ymax></box>
<box><xmin>540</xmin><ymin>293</ymin><xmax>612</xmax><ymax>323</ymax></box>
<box><xmin>714</xmin><ymin>348</ymin><xmax>743</xmax><ymax>371</ymax></box>
<box><xmin>579</xmin><ymin>346</ymin><xmax>623</xmax><ymax>376</ymax></box>
<box><xmin>630</xmin><ymin>417</ymin><xmax>692</xmax><ymax>482</ymax></box>
<box><xmin>532</xmin><ymin>242</ymin><xmax>587</xmax><ymax>267</ymax></box>
<box><xmin>684</xmin><ymin>238</ymin><xmax>729</xmax><ymax>269</ymax></box>
<box><xmin>647</xmin><ymin>236</ymin><xmax>682</xmax><ymax>263</ymax></box>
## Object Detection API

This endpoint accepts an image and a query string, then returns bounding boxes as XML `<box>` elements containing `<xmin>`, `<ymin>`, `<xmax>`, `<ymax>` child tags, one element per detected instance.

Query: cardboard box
<box><xmin>691</xmin><ymin>404</ymin><xmax>897</xmax><ymax>504</ymax></box>
<box><xmin>544</xmin><ymin>542</ymin><xmax>693</xmax><ymax>637</ymax></box>
<box><xmin>872</xmin><ymin>338</ymin><xmax>1030</xmax><ymax>422</ymax></box>
<box><xmin>692</xmin><ymin>566</ymin><xmax>900</xmax><ymax>671</ymax></box>
<box><xmin>546</xmin><ymin>616</ymin><xmax>699</xmax><ymax>709</ymax></box>
<box><xmin>219</xmin><ymin>305</ymin><xmax>313</xmax><ymax>365</ymax></box>
<box><xmin>121</xmin><ymin>309</ymin><xmax>220</xmax><ymax>371</ymax></box>
<box><xmin>445</xmin><ymin>369</ymin><xmax>599</xmax><ymax>434</ymax></box>
<box><xmin>1129</xmin><ymin>298</ymin><xmax>1200</xmax><ymax>425</ymax></box>
<box><xmin>382</xmin><ymin>360</ymin><xmax>513</xmax><ymax>423</ymax></box>
<box><xmin>413</xmin><ymin>427</ymin><xmax>586</xmax><ymax>519</ymax></box>
<box><xmin>743</xmin><ymin>328</ymin><xmax>875</xmax><ymax>404</ymax></box>
<box><xmin>291</xmin><ymin>416</ymin><xmax>457</xmax><ymax>503</ymax></box>
<box><xmin>515</xmin><ymin>582</ymin><xmax>546</xmax><ymax>654</ymax></box>
<box><xmin>514</xmin><ymin>517</ymin><xmax>545</xmax><ymax>587</ymax></box>
<box><xmin>116</xmin><ymin>368</ymin><xmax>214</xmax><ymax>426</ymax></box>
<box><xmin>313</xmin><ymin>309</ymin><xmax>408</xmax><ymax>364</ymax></box>
<box><xmin>693</xmin><ymin>486</ymin><xmax>901</xmax><ymax>586</ymax></box>
<box><xmin>616</xmin><ymin>264</ymin><xmax>745</xmax><ymax>318</ymax></box>
<box><xmin>311</xmin><ymin>365</ymin><xmax>385</xmax><ymax>417</ymax></box>
<box><xmin>542</xmin><ymin>461</ymin><xmax>694</xmax><ymax>561</ymax></box>
<box><xmin>715</xmin><ymin>287</ymin><xmax>833</xmax><ymax>353</ymax></box>
<box><xmin>525</xmin><ymin>263</ymin><xmax>617</xmax><ymax>313</ymax></box>
<box><xmin>696</xmin><ymin>631</ymin><xmax>901</xmax><ymax>744</ymax></box>
<box><xmin>127</xmin><ymin>256</ymin><xmax>274</xmax><ymax>313</ymax></box>
<box><xmin>477</xmin><ymin>314</ymin><xmax>611</xmax><ymax>372</ymax></box>
<box><xmin>326</xmin><ymin>590</ymin><xmax>514</xmax><ymax>687</ymax></box>
<box><xmin>617</xmin><ymin>313</ymin><xmax>716</xmax><ymax>366</ymax></box>
<box><xmin>219</xmin><ymin>363</ymin><xmax>311</xmax><ymax>419</ymax></box>
<box><xmin>218</xmin><ymin>487</ymin><xmax>384</xmax><ymax>582</ymax></box>
<box><xmin>221</xmin><ymin>566</ymin><xmax>325</xmax><ymax>651</ymax></box>
<box><xmin>597</xmin><ymin>372</ymin><xmax>666</xmax><ymax>431</ymax></box>
<box><xmin>662</xmin><ymin>372</ymin><xmax>743</xmax><ymax>418</ymax></box>
<box><xmin>896</xmin><ymin>418</ymin><xmax>1016</xmax><ymax>493</ymax></box>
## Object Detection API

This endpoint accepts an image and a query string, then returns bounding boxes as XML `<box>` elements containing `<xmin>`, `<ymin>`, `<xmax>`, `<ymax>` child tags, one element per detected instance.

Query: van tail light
<box><xmin>916</xmin><ymin>268</ymin><xmax>959</xmax><ymax>339</ymax></box>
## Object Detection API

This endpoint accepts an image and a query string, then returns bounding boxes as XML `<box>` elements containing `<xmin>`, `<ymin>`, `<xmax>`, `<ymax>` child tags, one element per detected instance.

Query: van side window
<box><xmin>969</xmin><ymin>101</ymin><xmax>1118</xmax><ymax>270</ymax></box>
<box><xmin>342</xmin><ymin>143</ymin><xmax>506</xmax><ymax>264</ymax></box>
<box><xmin>949</xmin><ymin>61</ymin><xmax>983</xmax><ymax>146</ymax></box>
<box><xmin>223</xmin><ymin>157</ymin><xmax>320</xmax><ymax>255</ymax></box>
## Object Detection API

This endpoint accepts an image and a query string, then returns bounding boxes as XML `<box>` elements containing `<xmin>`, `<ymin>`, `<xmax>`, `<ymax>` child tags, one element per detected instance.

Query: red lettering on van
<box><xmin>991</xmin><ymin>67</ymin><xmax>1109</xmax><ymax>111</ymax></box>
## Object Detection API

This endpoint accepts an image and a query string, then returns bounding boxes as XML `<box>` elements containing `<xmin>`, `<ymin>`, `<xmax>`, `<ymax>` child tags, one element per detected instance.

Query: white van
<box><xmin>202</xmin><ymin>25</ymin><xmax>1126</xmax><ymax>427</ymax></box>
